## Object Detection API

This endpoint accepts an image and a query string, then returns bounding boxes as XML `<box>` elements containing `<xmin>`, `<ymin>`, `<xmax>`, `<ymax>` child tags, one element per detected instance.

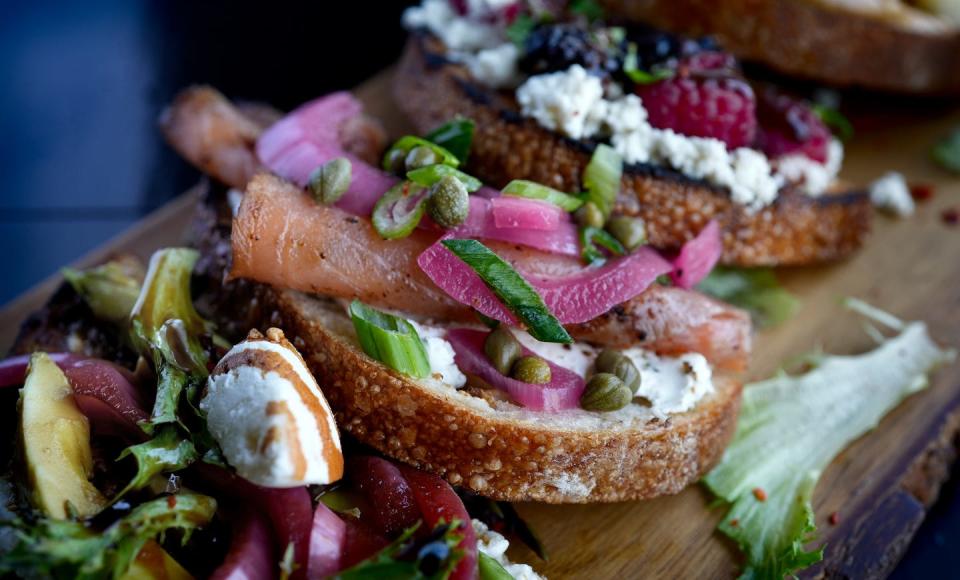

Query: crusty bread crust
<box><xmin>393</xmin><ymin>36</ymin><xmax>872</xmax><ymax>267</ymax></box>
<box><xmin>600</xmin><ymin>0</ymin><xmax>960</xmax><ymax>95</ymax></box>
<box><xmin>258</xmin><ymin>289</ymin><xmax>742</xmax><ymax>503</ymax></box>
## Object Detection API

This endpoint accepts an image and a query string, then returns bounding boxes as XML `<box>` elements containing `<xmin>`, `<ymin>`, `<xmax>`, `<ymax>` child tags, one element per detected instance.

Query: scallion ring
<box><xmin>349</xmin><ymin>300</ymin><xmax>431</xmax><ymax>378</ymax></box>
<box><xmin>407</xmin><ymin>164</ymin><xmax>482</xmax><ymax>192</ymax></box>
<box><xmin>501</xmin><ymin>180</ymin><xmax>584</xmax><ymax>212</ymax></box>
<box><xmin>372</xmin><ymin>181</ymin><xmax>430</xmax><ymax>240</ymax></box>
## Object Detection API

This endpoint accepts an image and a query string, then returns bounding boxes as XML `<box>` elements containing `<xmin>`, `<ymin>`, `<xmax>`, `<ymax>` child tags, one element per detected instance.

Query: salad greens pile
<box><xmin>697</xmin><ymin>267</ymin><xmax>800</xmax><ymax>328</ymax></box>
<box><xmin>705</xmin><ymin>299</ymin><xmax>954</xmax><ymax>578</ymax></box>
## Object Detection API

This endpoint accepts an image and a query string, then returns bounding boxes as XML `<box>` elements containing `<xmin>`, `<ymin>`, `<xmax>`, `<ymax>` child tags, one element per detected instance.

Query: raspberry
<box><xmin>634</xmin><ymin>53</ymin><xmax>756</xmax><ymax>149</ymax></box>
<box><xmin>754</xmin><ymin>89</ymin><xmax>831</xmax><ymax>162</ymax></box>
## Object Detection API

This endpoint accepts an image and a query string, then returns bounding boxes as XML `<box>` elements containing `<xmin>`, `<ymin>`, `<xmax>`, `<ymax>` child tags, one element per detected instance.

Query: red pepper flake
<box><xmin>829</xmin><ymin>511</ymin><xmax>841</xmax><ymax>526</ymax></box>
<box><xmin>729</xmin><ymin>518</ymin><xmax>739</xmax><ymax>527</ymax></box>
<box><xmin>942</xmin><ymin>208</ymin><xmax>959</xmax><ymax>226</ymax></box>
<box><xmin>909</xmin><ymin>183</ymin><xmax>935</xmax><ymax>201</ymax></box>
<box><xmin>752</xmin><ymin>487</ymin><xmax>768</xmax><ymax>502</ymax></box>
<box><xmin>167</xmin><ymin>495</ymin><xmax>177</xmax><ymax>509</ymax></box>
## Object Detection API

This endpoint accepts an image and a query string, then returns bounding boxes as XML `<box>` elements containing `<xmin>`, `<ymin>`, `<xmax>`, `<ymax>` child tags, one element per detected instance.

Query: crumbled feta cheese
<box><xmin>869</xmin><ymin>171</ymin><xmax>915</xmax><ymax>217</ymax></box>
<box><xmin>775</xmin><ymin>139</ymin><xmax>845</xmax><ymax>197</ymax></box>
<box><xmin>473</xmin><ymin>520</ymin><xmax>544</xmax><ymax>580</ymax></box>
<box><xmin>403</xmin><ymin>0</ymin><xmax>502</xmax><ymax>52</ymax></box>
<box><xmin>465</xmin><ymin>43</ymin><xmax>521</xmax><ymax>88</ymax></box>
<box><xmin>516</xmin><ymin>65</ymin><xmax>607</xmax><ymax>140</ymax></box>
<box><xmin>410</xmin><ymin>322</ymin><xmax>468</xmax><ymax>388</ymax></box>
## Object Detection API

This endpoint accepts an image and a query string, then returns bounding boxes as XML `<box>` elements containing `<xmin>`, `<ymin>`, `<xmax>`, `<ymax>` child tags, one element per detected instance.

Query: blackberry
<box><xmin>519</xmin><ymin>24</ymin><xmax>624</xmax><ymax>77</ymax></box>
<box><xmin>624</xmin><ymin>25</ymin><xmax>722</xmax><ymax>70</ymax></box>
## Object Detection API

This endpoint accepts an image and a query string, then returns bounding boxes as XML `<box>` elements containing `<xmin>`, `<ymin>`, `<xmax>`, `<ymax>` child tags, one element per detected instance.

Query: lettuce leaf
<box><xmin>704</xmin><ymin>300</ymin><xmax>955</xmax><ymax>579</ymax></box>
<box><xmin>697</xmin><ymin>267</ymin><xmax>799</xmax><ymax>328</ymax></box>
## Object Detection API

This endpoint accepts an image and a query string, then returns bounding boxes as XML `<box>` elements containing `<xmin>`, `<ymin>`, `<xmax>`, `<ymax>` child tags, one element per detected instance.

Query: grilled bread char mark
<box><xmin>393</xmin><ymin>34</ymin><xmax>872</xmax><ymax>267</ymax></box>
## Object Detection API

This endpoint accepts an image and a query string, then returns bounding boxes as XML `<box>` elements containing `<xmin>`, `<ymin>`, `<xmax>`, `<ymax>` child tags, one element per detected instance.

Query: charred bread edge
<box><xmin>412</xmin><ymin>31</ymin><xmax>868</xmax><ymax>209</ymax></box>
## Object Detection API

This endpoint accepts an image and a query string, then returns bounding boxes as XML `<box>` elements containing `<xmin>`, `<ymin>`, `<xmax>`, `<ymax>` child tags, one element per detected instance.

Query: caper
<box><xmin>385</xmin><ymin>148</ymin><xmax>407</xmax><ymax>175</ymax></box>
<box><xmin>511</xmin><ymin>356</ymin><xmax>552</xmax><ymax>384</ymax></box>
<box><xmin>595</xmin><ymin>349</ymin><xmax>641</xmax><ymax>394</ymax></box>
<box><xmin>426</xmin><ymin>175</ymin><xmax>469</xmax><ymax>228</ymax></box>
<box><xmin>605</xmin><ymin>216</ymin><xmax>647</xmax><ymax>251</ymax></box>
<box><xmin>580</xmin><ymin>373</ymin><xmax>632</xmax><ymax>411</ymax></box>
<box><xmin>575</xmin><ymin>201</ymin><xmax>604</xmax><ymax>229</ymax></box>
<box><xmin>405</xmin><ymin>146</ymin><xmax>440</xmax><ymax>171</ymax></box>
<box><xmin>484</xmin><ymin>327</ymin><xmax>522</xmax><ymax>376</ymax></box>
<box><xmin>308</xmin><ymin>157</ymin><xmax>352</xmax><ymax>205</ymax></box>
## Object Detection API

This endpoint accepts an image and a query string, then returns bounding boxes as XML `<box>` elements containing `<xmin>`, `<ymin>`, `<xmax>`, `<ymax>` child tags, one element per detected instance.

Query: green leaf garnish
<box><xmin>334</xmin><ymin>521</ymin><xmax>464</xmax><ymax>580</ymax></box>
<box><xmin>441</xmin><ymin>239</ymin><xmax>572</xmax><ymax>344</ymax></box>
<box><xmin>501</xmin><ymin>180</ymin><xmax>584</xmax><ymax>211</ymax></box>
<box><xmin>62</xmin><ymin>257</ymin><xmax>145</xmax><ymax>324</ymax></box>
<box><xmin>932</xmin><ymin>127</ymin><xmax>960</xmax><ymax>174</ymax></box>
<box><xmin>623</xmin><ymin>43</ymin><xmax>675</xmax><ymax>85</ymax></box>
<box><xmin>570</xmin><ymin>0</ymin><xmax>604</xmax><ymax>21</ymax></box>
<box><xmin>696</xmin><ymin>267</ymin><xmax>800</xmax><ymax>328</ymax></box>
<box><xmin>505</xmin><ymin>14</ymin><xmax>537</xmax><ymax>46</ymax></box>
<box><xmin>582</xmin><ymin>144</ymin><xmax>622</xmax><ymax>218</ymax></box>
<box><xmin>350</xmin><ymin>300</ymin><xmax>432</xmax><ymax>379</ymax></box>
<box><xmin>115</xmin><ymin>425</ymin><xmax>198</xmax><ymax>499</ymax></box>
<box><xmin>0</xmin><ymin>493</ymin><xmax>216</xmax><ymax>580</ymax></box>
<box><xmin>704</xmin><ymin>300</ymin><xmax>955</xmax><ymax>579</ymax></box>
<box><xmin>425</xmin><ymin>118</ymin><xmax>475</xmax><ymax>163</ymax></box>
<box><xmin>579</xmin><ymin>227</ymin><xmax>625</xmax><ymax>266</ymax></box>
<box><xmin>407</xmin><ymin>164</ymin><xmax>482</xmax><ymax>192</ymax></box>
<box><xmin>479</xmin><ymin>552</ymin><xmax>515</xmax><ymax>580</ymax></box>
<box><xmin>812</xmin><ymin>104</ymin><xmax>854</xmax><ymax>142</ymax></box>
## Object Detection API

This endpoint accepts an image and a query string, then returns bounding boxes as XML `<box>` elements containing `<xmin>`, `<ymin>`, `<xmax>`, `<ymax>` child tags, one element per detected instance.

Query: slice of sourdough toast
<box><xmin>600</xmin><ymin>0</ymin><xmax>960</xmax><ymax>95</ymax></box>
<box><xmin>190</xmin><ymin>186</ymin><xmax>742</xmax><ymax>503</ymax></box>
<box><xmin>394</xmin><ymin>35</ymin><xmax>872</xmax><ymax>267</ymax></box>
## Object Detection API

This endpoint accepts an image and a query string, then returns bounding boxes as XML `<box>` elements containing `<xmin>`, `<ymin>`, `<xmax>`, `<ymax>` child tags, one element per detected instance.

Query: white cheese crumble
<box><xmin>774</xmin><ymin>139</ymin><xmax>845</xmax><ymax>197</ymax></box>
<box><xmin>472</xmin><ymin>519</ymin><xmax>545</xmax><ymax>580</ymax></box>
<box><xmin>515</xmin><ymin>65</ymin><xmax>840</xmax><ymax>211</ymax></box>
<box><xmin>869</xmin><ymin>171</ymin><xmax>915</xmax><ymax>217</ymax></box>
<box><xmin>410</xmin><ymin>322</ymin><xmax>468</xmax><ymax>388</ymax></box>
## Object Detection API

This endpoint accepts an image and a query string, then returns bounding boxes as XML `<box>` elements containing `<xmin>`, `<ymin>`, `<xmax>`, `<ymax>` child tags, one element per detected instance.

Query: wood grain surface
<box><xmin>1</xmin><ymin>70</ymin><xmax>958</xmax><ymax>579</ymax></box>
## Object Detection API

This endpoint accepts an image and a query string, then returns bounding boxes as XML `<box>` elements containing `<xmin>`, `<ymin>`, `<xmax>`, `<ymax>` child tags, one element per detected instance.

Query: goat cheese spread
<box><xmin>473</xmin><ymin>519</ymin><xmax>544</xmax><ymax>580</ymax></box>
<box><xmin>513</xmin><ymin>330</ymin><xmax>714</xmax><ymax>416</ymax></box>
<box><xmin>869</xmin><ymin>171</ymin><xmax>915</xmax><ymax>217</ymax></box>
<box><xmin>411</xmin><ymin>322</ymin><xmax>468</xmax><ymax>388</ymax></box>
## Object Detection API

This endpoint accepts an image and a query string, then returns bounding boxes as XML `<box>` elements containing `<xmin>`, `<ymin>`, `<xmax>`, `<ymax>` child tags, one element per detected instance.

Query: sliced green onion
<box><xmin>812</xmin><ymin>104</ymin><xmax>853</xmax><ymax>142</ymax></box>
<box><xmin>425</xmin><ymin>118</ymin><xmax>475</xmax><ymax>162</ymax></box>
<box><xmin>505</xmin><ymin>14</ymin><xmax>536</xmax><ymax>46</ymax></box>
<box><xmin>479</xmin><ymin>552</ymin><xmax>515</xmax><ymax>580</ymax></box>
<box><xmin>583</xmin><ymin>144</ymin><xmax>623</xmax><ymax>218</ymax></box>
<box><xmin>407</xmin><ymin>164</ymin><xmax>482</xmax><ymax>192</ymax></box>
<box><xmin>349</xmin><ymin>300</ymin><xmax>431</xmax><ymax>378</ymax></box>
<box><xmin>441</xmin><ymin>239</ymin><xmax>572</xmax><ymax>344</ymax></box>
<box><xmin>372</xmin><ymin>181</ymin><xmax>429</xmax><ymax>239</ymax></box>
<box><xmin>382</xmin><ymin>136</ymin><xmax>460</xmax><ymax>171</ymax></box>
<box><xmin>580</xmin><ymin>227</ymin><xmax>626</xmax><ymax>266</ymax></box>
<box><xmin>501</xmin><ymin>180</ymin><xmax>584</xmax><ymax>212</ymax></box>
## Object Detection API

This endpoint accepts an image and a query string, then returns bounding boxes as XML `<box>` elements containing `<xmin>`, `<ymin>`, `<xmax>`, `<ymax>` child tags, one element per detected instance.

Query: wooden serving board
<box><xmin>2</xmin><ymin>70</ymin><xmax>959</xmax><ymax>579</ymax></box>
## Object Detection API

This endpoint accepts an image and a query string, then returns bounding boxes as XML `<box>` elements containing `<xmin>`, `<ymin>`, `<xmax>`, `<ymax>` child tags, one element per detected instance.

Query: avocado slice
<box><xmin>20</xmin><ymin>352</ymin><xmax>106</xmax><ymax>519</ymax></box>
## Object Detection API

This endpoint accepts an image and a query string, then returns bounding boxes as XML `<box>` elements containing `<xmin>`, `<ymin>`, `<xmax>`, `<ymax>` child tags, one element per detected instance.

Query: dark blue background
<box><xmin>0</xmin><ymin>0</ymin><xmax>955</xmax><ymax>576</ymax></box>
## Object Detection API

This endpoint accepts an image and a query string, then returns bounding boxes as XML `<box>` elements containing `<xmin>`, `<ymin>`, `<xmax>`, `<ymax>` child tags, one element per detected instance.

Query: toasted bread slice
<box><xmin>188</xmin><ymin>190</ymin><xmax>742</xmax><ymax>503</ymax></box>
<box><xmin>600</xmin><ymin>0</ymin><xmax>960</xmax><ymax>95</ymax></box>
<box><xmin>393</xmin><ymin>35</ymin><xmax>872</xmax><ymax>267</ymax></box>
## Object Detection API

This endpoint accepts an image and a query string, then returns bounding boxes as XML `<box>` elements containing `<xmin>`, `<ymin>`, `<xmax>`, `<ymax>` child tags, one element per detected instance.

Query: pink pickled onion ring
<box><xmin>418</xmin><ymin>243</ymin><xmax>673</xmax><ymax>325</ymax></box>
<box><xmin>446</xmin><ymin>329</ymin><xmax>585</xmax><ymax>411</ymax></box>
<box><xmin>670</xmin><ymin>220</ymin><xmax>722</xmax><ymax>289</ymax></box>
<box><xmin>256</xmin><ymin>92</ymin><xmax>396</xmax><ymax>217</ymax></box>
<box><xmin>490</xmin><ymin>196</ymin><xmax>565</xmax><ymax>231</ymax></box>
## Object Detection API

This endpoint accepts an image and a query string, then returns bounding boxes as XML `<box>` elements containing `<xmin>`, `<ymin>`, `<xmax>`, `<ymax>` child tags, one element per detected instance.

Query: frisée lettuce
<box><xmin>704</xmin><ymin>299</ymin><xmax>955</xmax><ymax>579</ymax></box>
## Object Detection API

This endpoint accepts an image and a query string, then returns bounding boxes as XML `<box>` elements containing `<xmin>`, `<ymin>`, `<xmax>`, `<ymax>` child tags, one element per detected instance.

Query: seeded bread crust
<box><xmin>600</xmin><ymin>0</ymin><xmax>960</xmax><ymax>95</ymax></box>
<box><xmin>393</xmin><ymin>35</ymin><xmax>873</xmax><ymax>267</ymax></box>
<box><xmin>264</xmin><ymin>289</ymin><xmax>743</xmax><ymax>503</ymax></box>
